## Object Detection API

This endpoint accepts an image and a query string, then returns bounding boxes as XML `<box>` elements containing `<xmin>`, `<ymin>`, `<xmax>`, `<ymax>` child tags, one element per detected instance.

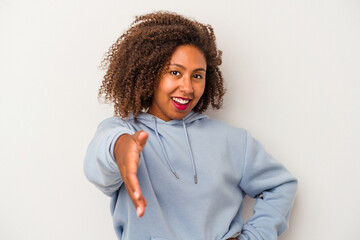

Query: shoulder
<box><xmin>97</xmin><ymin>116</ymin><xmax>135</xmax><ymax>130</ymax></box>
<box><xmin>200</xmin><ymin>116</ymin><xmax>247</xmax><ymax>134</ymax></box>
<box><xmin>196</xmin><ymin>115</ymin><xmax>248</xmax><ymax>143</ymax></box>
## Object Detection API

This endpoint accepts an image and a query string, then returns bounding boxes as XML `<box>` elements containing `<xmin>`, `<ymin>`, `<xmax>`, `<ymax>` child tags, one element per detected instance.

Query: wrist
<box><xmin>114</xmin><ymin>133</ymin><xmax>131</xmax><ymax>162</ymax></box>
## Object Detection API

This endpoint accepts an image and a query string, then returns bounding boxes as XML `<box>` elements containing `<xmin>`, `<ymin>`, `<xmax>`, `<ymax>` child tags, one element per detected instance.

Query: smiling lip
<box><xmin>171</xmin><ymin>97</ymin><xmax>191</xmax><ymax>111</ymax></box>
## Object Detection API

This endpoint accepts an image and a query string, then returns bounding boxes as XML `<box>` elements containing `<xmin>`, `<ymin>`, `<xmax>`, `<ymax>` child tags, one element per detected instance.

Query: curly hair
<box><xmin>99</xmin><ymin>11</ymin><xmax>226</xmax><ymax>119</ymax></box>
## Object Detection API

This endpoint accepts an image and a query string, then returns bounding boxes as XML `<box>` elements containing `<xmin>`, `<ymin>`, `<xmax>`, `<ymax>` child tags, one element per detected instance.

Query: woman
<box><xmin>84</xmin><ymin>11</ymin><xmax>297</xmax><ymax>240</ymax></box>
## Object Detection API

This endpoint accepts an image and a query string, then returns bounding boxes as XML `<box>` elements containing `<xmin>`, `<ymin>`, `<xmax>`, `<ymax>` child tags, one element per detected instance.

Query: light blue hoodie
<box><xmin>84</xmin><ymin>111</ymin><xmax>297</xmax><ymax>240</ymax></box>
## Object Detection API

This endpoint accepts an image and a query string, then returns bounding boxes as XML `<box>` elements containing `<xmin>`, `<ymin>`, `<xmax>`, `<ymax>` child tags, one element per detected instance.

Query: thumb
<box><xmin>133</xmin><ymin>130</ymin><xmax>149</xmax><ymax>149</ymax></box>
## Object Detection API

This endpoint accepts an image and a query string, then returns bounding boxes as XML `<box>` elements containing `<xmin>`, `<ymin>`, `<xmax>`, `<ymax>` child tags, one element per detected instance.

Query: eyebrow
<box><xmin>169</xmin><ymin>63</ymin><xmax>206</xmax><ymax>72</ymax></box>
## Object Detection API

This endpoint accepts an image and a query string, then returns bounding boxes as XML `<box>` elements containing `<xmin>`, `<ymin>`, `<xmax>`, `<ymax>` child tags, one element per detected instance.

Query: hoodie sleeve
<box><xmin>238</xmin><ymin>131</ymin><xmax>298</xmax><ymax>240</ymax></box>
<box><xmin>83</xmin><ymin>117</ymin><xmax>135</xmax><ymax>197</ymax></box>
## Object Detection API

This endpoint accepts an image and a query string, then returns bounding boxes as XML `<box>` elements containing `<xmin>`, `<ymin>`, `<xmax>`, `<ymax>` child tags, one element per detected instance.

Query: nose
<box><xmin>180</xmin><ymin>74</ymin><xmax>194</xmax><ymax>94</ymax></box>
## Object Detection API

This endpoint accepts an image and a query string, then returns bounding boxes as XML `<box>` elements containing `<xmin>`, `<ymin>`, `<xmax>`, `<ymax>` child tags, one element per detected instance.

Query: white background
<box><xmin>1</xmin><ymin>0</ymin><xmax>359</xmax><ymax>239</ymax></box>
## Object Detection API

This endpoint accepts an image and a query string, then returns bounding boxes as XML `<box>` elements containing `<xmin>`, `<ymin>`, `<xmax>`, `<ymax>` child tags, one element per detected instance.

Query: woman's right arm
<box><xmin>114</xmin><ymin>131</ymin><xmax>148</xmax><ymax>217</ymax></box>
<box><xmin>83</xmin><ymin>117</ymin><xmax>148</xmax><ymax>217</ymax></box>
<box><xmin>83</xmin><ymin>118</ymin><xmax>134</xmax><ymax>196</ymax></box>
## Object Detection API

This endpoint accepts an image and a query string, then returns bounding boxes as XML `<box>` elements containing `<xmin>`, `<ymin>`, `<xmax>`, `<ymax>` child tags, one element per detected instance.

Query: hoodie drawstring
<box><xmin>182</xmin><ymin>120</ymin><xmax>198</xmax><ymax>184</ymax></box>
<box><xmin>153</xmin><ymin>117</ymin><xmax>179</xmax><ymax>179</ymax></box>
<box><xmin>152</xmin><ymin>117</ymin><xmax>198</xmax><ymax>184</ymax></box>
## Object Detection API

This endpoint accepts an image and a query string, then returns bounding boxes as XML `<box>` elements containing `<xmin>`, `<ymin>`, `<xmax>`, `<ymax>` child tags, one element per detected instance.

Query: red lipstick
<box><xmin>171</xmin><ymin>97</ymin><xmax>191</xmax><ymax>111</ymax></box>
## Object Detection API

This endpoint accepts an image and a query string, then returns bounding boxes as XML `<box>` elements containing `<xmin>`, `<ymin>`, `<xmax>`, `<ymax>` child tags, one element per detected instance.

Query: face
<box><xmin>148</xmin><ymin>45</ymin><xmax>207</xmax><ymax>121</ymax></box>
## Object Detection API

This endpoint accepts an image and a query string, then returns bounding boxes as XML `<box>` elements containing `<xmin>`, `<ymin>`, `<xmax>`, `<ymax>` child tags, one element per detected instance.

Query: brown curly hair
<box><xmin>99</xmin><ymin>11</ymin><xmax>226</xmax><ymax>119</ymax></box>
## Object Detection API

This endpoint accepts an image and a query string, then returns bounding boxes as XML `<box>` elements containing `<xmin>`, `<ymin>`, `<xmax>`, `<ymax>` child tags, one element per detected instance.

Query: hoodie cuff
<box><xmin>239</xmin><ymin>224</ymin><xmax>263</xmax><ymax>240</ymax></box>
<box><xmin>109</xmin><ymin>129</ymin><xmax>135</xmax><ymax>169</ymax></box>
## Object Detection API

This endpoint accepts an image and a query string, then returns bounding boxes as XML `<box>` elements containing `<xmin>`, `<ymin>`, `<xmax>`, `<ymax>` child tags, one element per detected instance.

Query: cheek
<box><xmin>196</xmin><ymin>82</ymin><xmax>206</xmax><ymax>98</ymax></box>
<box><xmin>157</xmin><ymin>78</ymin><xmax>176</xmax><ymax>94</ymax></box>
<box><xmin>163</xmin><ymin>80</ymin><xmax>177</xmax><ymax>92</ymax></box>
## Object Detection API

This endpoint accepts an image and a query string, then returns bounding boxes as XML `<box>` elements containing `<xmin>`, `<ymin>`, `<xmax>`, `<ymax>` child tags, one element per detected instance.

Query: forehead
<box><xmin>169</xmin><ymin>45</ymin><xmax>207</xmax><ymax>68</ymax></box>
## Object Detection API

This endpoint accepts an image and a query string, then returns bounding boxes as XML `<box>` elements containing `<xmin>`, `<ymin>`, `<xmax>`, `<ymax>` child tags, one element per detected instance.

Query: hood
<box><xmin>135</xmin><ymin>111</ymin><xmax>208</xmax><ymax>127</ymax></box>
<box><xmin>133</xmin><ymin>111</ymin><xmax>208</xmax><ymax>184</ymax></box>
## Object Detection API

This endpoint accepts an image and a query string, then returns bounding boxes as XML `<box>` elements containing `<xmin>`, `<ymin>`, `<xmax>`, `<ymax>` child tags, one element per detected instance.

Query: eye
<box><xmin>170</xmin><ymin>70</ymin><xmax>181</xmax><ymax>76</ymax></box>
<box><xmin>193</xmin><ymin>74</ymin><xmax>203</xmax><ymax>79</ymax></box>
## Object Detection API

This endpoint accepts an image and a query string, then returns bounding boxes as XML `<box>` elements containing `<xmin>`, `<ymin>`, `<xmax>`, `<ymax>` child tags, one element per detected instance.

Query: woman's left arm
<box><xmin>238</xmin><ymin>130</ymin><xmax>298</xmax><ymax>240</ymax></box>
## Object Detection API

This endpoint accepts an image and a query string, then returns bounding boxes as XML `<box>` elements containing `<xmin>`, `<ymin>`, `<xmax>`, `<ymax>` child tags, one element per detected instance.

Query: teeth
<box><xmin>172</xmin><ymin>97</ymin><xmax>190</xmax><ymax>105</ymax></box>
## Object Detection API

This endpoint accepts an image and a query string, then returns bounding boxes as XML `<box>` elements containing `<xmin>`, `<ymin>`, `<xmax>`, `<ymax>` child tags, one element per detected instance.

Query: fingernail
<box><xmin>136</xmin><ymin>207</ymin><xmax>141</xmax><ymax>217</ymax></box>
<box><xmin>134</xmin><ymin>191</ymin><xmax>140</xmax><ymax>199</ymax></box>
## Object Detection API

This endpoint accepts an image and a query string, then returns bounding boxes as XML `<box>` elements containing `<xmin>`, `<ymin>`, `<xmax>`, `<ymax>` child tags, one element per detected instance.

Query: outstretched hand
<box><xmin>114</xmin><ymin>130</ymin><xmax>149</xmax><ymax>217</ymax></box>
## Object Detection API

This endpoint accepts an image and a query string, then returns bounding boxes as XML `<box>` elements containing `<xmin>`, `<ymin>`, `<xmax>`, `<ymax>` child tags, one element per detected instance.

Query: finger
<box><xmin>144</xmin><ymin>195</ymin><xmax>148</xmax><ymax>207</ymax></box>
<box><xmin>123</xmin><ymin>183</ymin><xmax>146</xmax><ymax>217</ymax></box>
<box><xmin>136</xmin><ymin>195</ymin><xmax>147</xmax><ymax>217</ymax></box>
<box><xmin>127</xmin><ymin>173</ymin><xmax>141</xmax><ymax>200</ymax></box>
<box><xmin>127</xmin><ymin>161</ymin><xmax>147</xmax><ymax>217</ymax></box>
<box><xmin>127</xmin><ymin>173</ymin><xmax>147</xmax><ymax>217</ymax></box>
<box><xmin>119</xmin><ymin>159</ymin><xmax>141</xmax><ymax>212</ymax></box>
<box><xmin>133</xmin><ymin>130</ymin><xmax>148</xmax><ymax>150</ymax></box>
<box><xmin>122</xmin><ymin>174</ymin><xmax>139</xmax><ymax>211</ymax></box>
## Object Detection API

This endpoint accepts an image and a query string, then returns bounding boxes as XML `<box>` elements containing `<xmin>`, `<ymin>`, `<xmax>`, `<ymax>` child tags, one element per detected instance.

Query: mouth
<box><xmin>171</xmin><ymin>97</ymin><xmax>191</xmax><ymax>110</ymax></box>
